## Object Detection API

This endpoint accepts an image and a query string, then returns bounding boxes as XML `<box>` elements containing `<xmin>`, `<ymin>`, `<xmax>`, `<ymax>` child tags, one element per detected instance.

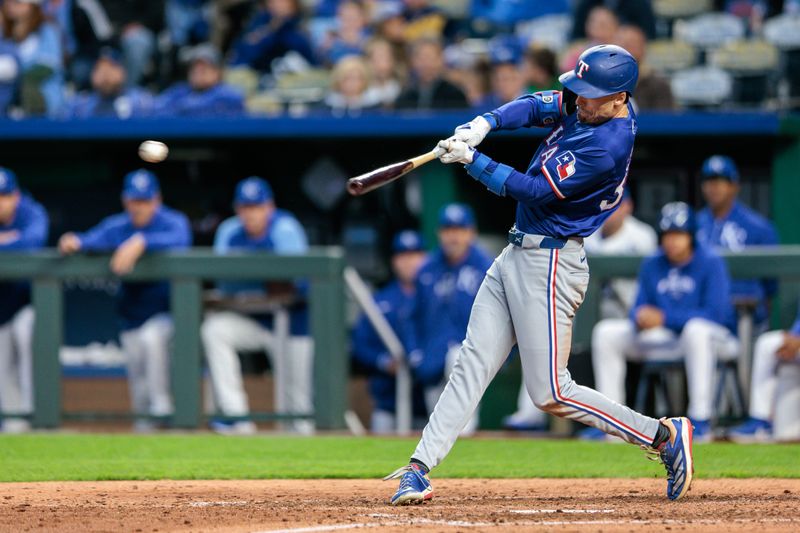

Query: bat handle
<box><xmin>409</xmin><ymin>146</ymin><xmax>445</xmax><ymax>169</ymax></box>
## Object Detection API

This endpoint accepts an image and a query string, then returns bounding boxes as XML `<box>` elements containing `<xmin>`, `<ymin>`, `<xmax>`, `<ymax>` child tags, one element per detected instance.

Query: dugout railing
<box><xmin>0</xmin><ymin>248</ymin><xmax>347</xmax><ymax>429</ymax></box>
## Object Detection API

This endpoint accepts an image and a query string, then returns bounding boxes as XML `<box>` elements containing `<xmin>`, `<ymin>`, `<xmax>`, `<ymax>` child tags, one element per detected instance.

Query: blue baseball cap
<box><xmin>234</xmin><ymin>176</ymin><xmax>273</xmax><ymax>205</ymax></box>
<box><xmin>392</xmin><ymin>230</ymin><xmax>425</xmax><ymax>253</ymax></box>
<box><xmin>0</xmin><ymin>167</ymin><xmax>18</xmax><ymax>194</ymax></box>
<box><xmin>97</xmin><ymin>46</ymin><xmax>124</xmax><ymax>66</ymax></box>
<box><xmin>122</xmin><ymin>169</ymin><xmax>160</xmax><ymax>200</ymax></box>
<box><xmin>700</xmin><ymin>155</ymin><xmax>739</xmax><ymax>183</ymax></box>
<box><xmin>659</xmin><ymin>202</ymin><xmax>696</xmax><ymax>234</ymax></box>
<box><xmin>438</xmin><ymin>203</ymin><xmax>475</xmax><ymax>228</ymax></box>
<box><xmin>488</xmin><ymin>35</ymin><xmax>522</xmax><ymax>66</ymax></box>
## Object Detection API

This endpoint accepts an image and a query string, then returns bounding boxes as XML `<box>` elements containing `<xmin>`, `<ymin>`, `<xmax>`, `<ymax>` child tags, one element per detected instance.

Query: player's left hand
<box><xmin>437</xmin><ymin>139</ymin><xmax>475</xmax><ymax>164</ymax></box>
<box><xmin>111</xmin><ymin>233</ymin><xmax>147</xmax><ymax>276</ymax></box>
<box><xmin>776</xmin><ymin>332</ymin><xmax>800</xmax><ymax>360</ymax></box>
<box><xmin>636</xmin><ymin>305</ymin><xmax>665</xmax><ymax>330</ymax></box>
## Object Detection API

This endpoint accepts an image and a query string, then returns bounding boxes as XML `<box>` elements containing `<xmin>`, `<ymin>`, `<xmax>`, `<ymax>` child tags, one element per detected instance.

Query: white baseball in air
<box><xmin>138</xmin><ymin>140</ymin><xmax>169</xmax><ymax>163</ymax></box>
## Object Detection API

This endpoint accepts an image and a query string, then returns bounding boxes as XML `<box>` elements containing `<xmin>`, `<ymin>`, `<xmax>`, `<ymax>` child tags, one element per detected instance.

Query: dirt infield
<box><xmin>1</xmin><ymin>478</ymin><xmax>799</xmax><ymax>532</ymax></box>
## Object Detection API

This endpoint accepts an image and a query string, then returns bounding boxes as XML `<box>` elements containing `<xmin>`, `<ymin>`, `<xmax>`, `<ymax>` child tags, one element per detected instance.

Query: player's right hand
<box><xmin>437</xmin><ymin>139</ymin><xmax>475</xmax><ymax>164</ymax></box>
<box><xmin>451</xmin><ymin>115</ymin><xmax>492</xmax><ymax>147</ymax></box>
<box><xmin>58</xmin><ymin>233</ymin><xmax>81</xmax><ymax>255</ymax></box>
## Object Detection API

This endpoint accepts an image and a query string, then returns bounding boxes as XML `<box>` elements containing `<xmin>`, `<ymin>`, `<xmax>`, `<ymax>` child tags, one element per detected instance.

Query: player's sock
<box><xmin>409</xmin><ymin>458</ymin><xmax>430</xmax><ymax>474</ymax></box>
<box><xmin>651</xmin><ymin>423</ymin><xmax>670</xmax><ymax>449</ymax></box>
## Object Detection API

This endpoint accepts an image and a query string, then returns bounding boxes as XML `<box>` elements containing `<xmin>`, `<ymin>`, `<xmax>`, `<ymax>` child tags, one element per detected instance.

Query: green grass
<box><xmin>0</xmin><ymin>434</ymin><xmax>797</xmax><ymax>482</ymax></box>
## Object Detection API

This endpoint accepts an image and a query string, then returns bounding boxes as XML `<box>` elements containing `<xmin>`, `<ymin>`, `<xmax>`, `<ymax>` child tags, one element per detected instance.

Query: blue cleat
<box><xmin>690</xmin><ymin>418</ymin><xmax>712</xmax><ymax>443</ymax></box>
<box><xmin>651</xmin><ymin>417</ymin><xmax>694</xmax><ymax>501</ymax></box>
<box><xmin>384</xmin><ymin>464</ymin><xmax>433</xmax><ymax>505</ymax></box>
<box><xmin>728</xmin><ymin>417</ymin><xmax>772</xmax><ymax>443</ymax></box>
<box><xmin>577</xmin><ymin>426</ymin><xmax>607</xmax><ymax>441</ymax></box>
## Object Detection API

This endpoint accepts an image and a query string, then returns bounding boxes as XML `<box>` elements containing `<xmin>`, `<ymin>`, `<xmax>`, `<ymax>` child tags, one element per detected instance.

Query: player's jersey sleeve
<box><xmin>0</xmin><ymin>199</ymin><xmax>48</xmax><ymax>251</ymax></box>
<box><xmin>271</xmin><ymin>215</ymin><xmax>309</xmax><ymax>254</ymax></box>
<box><xmin>213</xmin><ymin>217</ymin><xmax>241</xmax><ymax>254</ymax></box>
<box><xmin>142</xmin><ymin>211</ymin><xmax>192</xmax><ymax>250</ymax></box>
<box><xmin>790</xmin><ymin>302</ymin><xmax>800</xmax><ymax>336</ymax></box>
<box><xmin>483</xmin><ymin>91</ymin><xmax>564</xmax><ymax>130</ymax></box>
<box><xmin>539</xmin><ymin>145</ymin><xmax>616</xmax><ymax>201</ymax></box>
<box><xmin>351</xmin><ymin>309</ymin><xmax>394</xmax><ymax>374</ymax></box>
<box><xmin>77</xmin><ymin>216</ymin><xmax>123</xmax><ymax>251</ymax></box>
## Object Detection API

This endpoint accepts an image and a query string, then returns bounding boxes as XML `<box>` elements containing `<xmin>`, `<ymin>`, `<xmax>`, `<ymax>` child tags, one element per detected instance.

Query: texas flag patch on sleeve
<box><xmin>556</xmin><ymin>151</ymin><xmax>576</xmax><ymax>181</ymax></box>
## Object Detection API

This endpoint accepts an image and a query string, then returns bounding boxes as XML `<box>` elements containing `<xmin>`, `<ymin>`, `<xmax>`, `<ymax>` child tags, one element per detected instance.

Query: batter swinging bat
<box><xmin>347</xmin><ymin>147</ymin><xmax>445</xmax><ymax>196</ymax></box>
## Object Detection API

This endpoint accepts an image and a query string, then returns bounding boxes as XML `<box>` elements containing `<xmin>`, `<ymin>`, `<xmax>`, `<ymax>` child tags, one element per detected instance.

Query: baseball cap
<box><xmin>97</xmin><ymin>46</ymin><xmax>124</xmax><ymax>66</ymax></box>
<box><xmin>488</xmin><ymin>36</ymin><xmax>522</xmax><ymax>66</ymax></box>
<box><xmin>438</xmin><ymin>203</ymin><xmax>475</xmax><ymax>228</ymax></box>
<box><xmin>185</xmin><ymin>43</ymin><xmax>222</xmax><ymax>67</ymax></box>
<box><xmin>392</xmin><ymin>230</ymin><xmax>425</xmax><ymax>253</ymax></box>
<box><xmin>122</xmin><ymin>169</ymin><xmax>160</xmax><ymax>200</ymax></box>
<box><xmin>234</xmin><ymin>177</ymin><xmax>273</xmax><ymax>206</ymax></box>
<box><xmin>700</xmin><ymin>155</ymin><xmax>739</xmax><ymax>183</ymax></box>
<box><xmin>0</xmin><ymin>167</ymin><xmax>18</xmax><ymax>194</ymax></box>
<box><xmin>658</xmin><ymin>202</ymin><xmax>696</xmax><ymax>234</ymax></box>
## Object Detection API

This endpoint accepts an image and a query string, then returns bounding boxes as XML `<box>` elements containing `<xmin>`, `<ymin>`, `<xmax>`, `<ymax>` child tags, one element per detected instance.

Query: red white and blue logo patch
<box><xmin>555</xmin><ymin>151</ymin><xmax>576</xmax><ymax>181</ymax></box>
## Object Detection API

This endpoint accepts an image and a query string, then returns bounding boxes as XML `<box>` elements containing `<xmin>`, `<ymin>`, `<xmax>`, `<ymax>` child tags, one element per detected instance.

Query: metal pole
<box><xmin>343</xmin><ymin>267</ymin><xmax>412</xmax><ymax>435</ymax></box>
<box><xmin>170</xmin><ymin>278</ymin><xmax>203</xmax><ymax>428</ymax></box>
<box><xmin>31</xmin><ymin>279</ymin><xmax>63</xmax><ymax>428</ymax></box>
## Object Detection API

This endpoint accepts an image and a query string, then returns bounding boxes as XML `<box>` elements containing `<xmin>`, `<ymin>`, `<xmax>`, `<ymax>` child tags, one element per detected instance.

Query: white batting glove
<box><xmin>451</xmin><ymin>115</ymin><xmax>492</xmax><ymax>147</ymax></box>
<box><xmin>437</xmin><ymin>139</ymin><xmax>475</xmax><ymax>165</ymax></box>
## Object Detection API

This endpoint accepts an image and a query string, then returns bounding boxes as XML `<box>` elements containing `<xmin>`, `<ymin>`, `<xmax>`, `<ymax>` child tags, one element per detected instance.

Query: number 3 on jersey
<box><xmin>600</xmin><ymin>153</ymin><xmax>631</xmax><ymax>211</ymax></box>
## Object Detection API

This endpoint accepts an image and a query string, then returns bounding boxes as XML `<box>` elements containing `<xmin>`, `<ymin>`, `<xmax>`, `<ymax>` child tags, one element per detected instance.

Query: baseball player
<box><xmin>201</xmin><ymin>177</ymin><xmax>313</xmax><ymax>435</ymax></box>
<box><xmin>386</xmin><ymin>45</ymin><xmax>695</xmax><ymax>505</ymax></box>
<box><xmin>0</xmin><ymin>168</ymin><xmax>48</xmax><ymax>433</ymax></box>
<box><xmin>58</xmin><ymin>170</ymin><xmax>191</xmax><ymax>431</ymax></box>
<box><xmin>696</xmin><ymin>155</ymin><xmax>779</xmax><ymax>326</ymax></box>
<box><xmin>406</xmin><ymin>204</ymin><xmax>493</xmax><ymax>433</ymax></box>
<box><xmin>351</xmin><ymin>230</ymin><xmax>429</xmax><ymax>433</ymax></box>
<box><xmin>589</xmin><ymin>202</ymin><xmax>738</xmax><ymax>442</ymax></box>
<box><xmin>507</xmin><ymin>191</ymin><xmax>658</xmax><ymax>432</ymax></box>
<box><xmin>729</xmin><ymin>300</ymin><xmax>800</xmax><ymax>442</ymax></box>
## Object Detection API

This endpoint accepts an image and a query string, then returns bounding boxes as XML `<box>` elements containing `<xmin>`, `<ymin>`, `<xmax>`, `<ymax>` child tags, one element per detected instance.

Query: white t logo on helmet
<box><xmin>576</xmin><ymin>60</ymin><xmax>590</xmax><ymax>79</ymax></box>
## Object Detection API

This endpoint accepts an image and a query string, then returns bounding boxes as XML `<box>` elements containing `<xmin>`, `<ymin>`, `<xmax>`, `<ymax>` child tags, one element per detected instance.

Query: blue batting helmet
<box><xmin>658</xmin><ymin>202</ymin><xmax>696</xmax><ymax>234</ymax></box>
<box><xmin>559</xmin><ymin>45</ymin><xmax>638</xmax><ymax>98</ymax></box>
<box><xmin>700</xmin><ymin>155</ymin><xmax>739</xmax><ymax>183</ymax></box>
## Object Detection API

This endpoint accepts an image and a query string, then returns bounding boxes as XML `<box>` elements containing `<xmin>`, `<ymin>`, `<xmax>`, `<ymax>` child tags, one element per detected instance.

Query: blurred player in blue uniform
<box><xmin>387</xmin><ymin>45</ymin><xmax>696</xmax><ymax>505</ymax></box>
<box><xmin>406</xmin><ymin>204</ymin><xmax>493</xmax><ymax>434</ymax></box>
<box><xmin>58</xmin><ymin>170</ymin><xmax>191</xmax><ymax>431</ymax></box>
<box><xmin>201</xmin><ymin>177</ymin><xmax>312</xmax><ymax>435</ymax></box>
<box><xmin>351</xmin><ymin>230</ymin><xmax>428</xmax><ymax>433</ymax></box>
<box><xmin>591</xmin><ymin>203</ymin><xmax>738</xmax><ymax>442</ymax></box>
<box><xmin>0</xmin><ymin>168</ymin><xmax>48</xmax><ymax>433</ymax></box>
<box><xmin>729</xmin><ymin>301</ymin><xmax>800</xmax><ymax>442</ymax></box>
<box><xmin>695</xmin><ymin>155</ymin><xmax>779</xmax><ymax>326</ymax></box>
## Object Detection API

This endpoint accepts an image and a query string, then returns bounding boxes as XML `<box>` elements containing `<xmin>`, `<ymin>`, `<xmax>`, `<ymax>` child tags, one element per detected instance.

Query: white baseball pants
<box><xmin>201</xmin><ymin>311</ymin><xmax>314</xmax><ymax>434</ymax></box>
<box><xmin>119</xmin><ymin>313</ymin><xmax>174</xmax><ymax>418</ymax></box>
<box><xmin>413</xmin><ymin>242</ymin><xmax>661</xmax><ymax>470</ymax></box>
<box><xmin>0</xmin><ymin>306</ymin><xmax>34</xmax><ymax>429</ymax></box>
<box><xmin>748</xmin><ymin>330</ymin><xmax>800</xmax><ymax>421</ymax></box>
<box><xmin>591</xmin><ymin>318</ymin><xmax>739</xmax><ymax>422</ymax></box>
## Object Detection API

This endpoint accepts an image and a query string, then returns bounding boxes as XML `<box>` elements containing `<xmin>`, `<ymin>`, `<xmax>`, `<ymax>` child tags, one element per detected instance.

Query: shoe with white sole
<box><xmin>384</xmin><ymin>464</ymin><xmax>433</xmax><ymax>505</ymax></box>
<box><xmin>650</xmin><ymin>417</ymin><xmax>694</xmax><ymax>501</ymax></box>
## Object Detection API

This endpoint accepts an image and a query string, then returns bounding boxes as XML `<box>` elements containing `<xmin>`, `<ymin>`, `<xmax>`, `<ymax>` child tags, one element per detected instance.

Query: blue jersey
<box><xmin>791</xmin><ymin>302</ymin><xmax>800</xmax><ymax>337</ymax></box>
<box><xmin>213</xmin><ymin>209</ymin><xmax>309</xmax><ymax>335</ymax></box>
<box><xmin>66</xmin><ymin>88</ymin><xmax>154</xmax><ymax>119</ymax></box>
<box><xmin>351</xmin><ymin>280</ymin><xmax>427</xmax><ymax>415</ymax></box>
<box><xmin>696</xmin><ymin>201</ymin><xmax>779</xmax><ymax>323</ymax></box>
<box><xmin>153</xmin><ymin>82</ymin><xmax>244</xmax><ymax>118</ymax></box>
<box><xmin>0</xmin><ymin>194</ymin><xmax>49</xmax><ymax>325</ymax></box>
<box><xmin>76</xmin><ymin>206</ymin><xmax>191</xmax><ymax>330</ymax></box>
<box><xmin>631</xmin><ymin>246</ymin><xmax>736</xmax><ymax>334</ymax></box>
<box><xmin>407</xmin><ymin>245</ymin><xmax>493</xmax><ymax>385</ymax></box>
<box><xmin>466</xmin><ymin>91</ymin><xmax>636</xmax><ymax>238</ymax></box>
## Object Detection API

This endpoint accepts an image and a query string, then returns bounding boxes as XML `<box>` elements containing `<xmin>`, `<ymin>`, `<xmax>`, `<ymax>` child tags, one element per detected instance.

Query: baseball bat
<box><xmin>347</xmin><ymin>147</ymin><xmax>445</xmax><ymax>196</ymax></box>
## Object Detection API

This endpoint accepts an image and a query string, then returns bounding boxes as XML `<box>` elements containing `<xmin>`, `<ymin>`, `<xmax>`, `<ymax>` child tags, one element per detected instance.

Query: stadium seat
<box><xmin>673</xmin><ymin>13</ymin><xmax>745</xmax><ymax>51</ymax></box>
<box><xmin>710</xmin><ymin>40</ymin><xmax>780</xmax><ymax>105</ymax></box>
<box><xmin>647</xmin><ymin>39</ymin><xmax>698</xmax><ymax>73</ymax></box>
<box><xmin>516</xmin><ymin>14</ymin><xmax>574</xmax><ymax>53</ymax></box>
<box><xmin>670</xmin><ymin>66</ymin><xmax>733</xmax><ymax>108</ymax></box>
<box><xmin>653</xmin><ymin>0</ymin><xmax>714</xmax><ymax>20</ymax></box>
<box><xmin>764</xmin><ymin>14</ymin><xmax>800</xmax><ymax>104</ymax></box>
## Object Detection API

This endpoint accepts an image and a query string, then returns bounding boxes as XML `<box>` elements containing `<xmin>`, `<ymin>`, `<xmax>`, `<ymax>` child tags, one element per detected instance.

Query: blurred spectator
<box><xmin>320</xmin><ymin>0</ymin><xmax>370</xmax><ymax>65</ymax></box>
<box><xmin>203</xmin><ymin>177</ymin><xmax>313</xmax><ymax>435</ymax></box>
<box><xmin>166</xmin><ymin>0</ymin><xmax>210</xmax><ymax>48</ymax></box>
<box><xmin>470</xmin><ymin>0</ymin><xmax>570</xmax><ymax>31</ymax></box>
<box><xmin>58</xmin><ymin>170</ymin><xmax>192</xmax><ymax>432</ymax></box>
<box><xmin>1</xmin><ymin>0</ymin><xmax>65</xmax><ymax>116</ymax></box>
<box><xmin>364</xmin><ymin>37</ymin><xmax>405</xmax><ymax>108</ymax></box>
<box><xmin>571</xmin><ymin>0</ymin><xmax>655</xmax><ymax>40</ymax></box>
<box><xmin>523</xmin><ymin>46</ymin><xmax>559</xmax><ymax>93</ymax></box>
<box><xmin>154</xmin><ymin>44</ymin><xmax>244</xmax><ymax>117</ymax></box>
<box><xmin>375</xmin><ymin>3</ymin><xmax>407</xmax><ymax>49</ymax></box>
<box><xmin>228</xmin><ymin>0</ymin><xmax>315</xmax><ymax>73</ymax></box>
<box><xmin>395</xmin><ymin>38</ymin><xmax>467</xmax><ymax>110</ymax></box>
<box><xmin>0</xmin><ymin>41</ymin><xmax>19</xmax><ymax>115</ymax></box>
<box><xmin>351</xmin><ymin>230</ymin><xmax>429</xmax><ymax>434</ymax></box>
<box><xmin>323</xmin><ymin>55</ymin><xmax>381</xmax><ymax>116</ymax></box>
<box><xmin>615</xmin><ymin>25</ymin><xmax>674</xmax><ymax>111</ymax></box>
<box><xmin>99</xmin><ymin>0</ymin><xmax>165</xmax><ymax>87</ymax></box>
<box><xmin>474</xmin><ymin>37</ymin><xmax>526</xmax><ymax>109</ymax></box>
<box><xmin>210</xmin><ymin>0</ymin><xmax>253</xmax><ymax>53</ymax></box>
<box><xmin>53</xmin><ymin>0</ymin><xmax>113</xmax><ymax>91</ymax></box>
<box><xmin>66</xmin><ymin>48</ymin><xmax>153</xmax><ymax>119</ymax></box>
<box><xmin>402</xmin><ymin>0</ymin><xmax>446</xmax><ymax>42</ymax></box>
<box><xmin>561</xmin><ymin>6</ymin><xmax>619</xmax><ymax>71</ymax></box>
<box><xmin>0</xmin><ymin>167</ymin><xmax>48</xmax><ymax>434</ymax></box>
<box><xmin>457</xmin><ymin>59</ymin><xmax>490</xmax><ymax>108</ymax></box>
<box><xmin>725</xmin><ymin>0</ymin><xmax>787</xmax><ymax>34</ymax></box>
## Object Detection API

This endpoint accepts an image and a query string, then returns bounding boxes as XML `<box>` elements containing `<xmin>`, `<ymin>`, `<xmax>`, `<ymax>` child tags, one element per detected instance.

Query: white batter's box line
<box><xmin>188</xmin><ymin>500</ymin><xmax>250</xmax><ymax>507</ymax></box>
<box><xmin>508</xmin><ymin>509</ymin><xmax>615</xmax><ymax>514</ymax></box>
